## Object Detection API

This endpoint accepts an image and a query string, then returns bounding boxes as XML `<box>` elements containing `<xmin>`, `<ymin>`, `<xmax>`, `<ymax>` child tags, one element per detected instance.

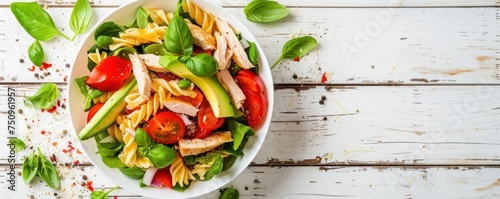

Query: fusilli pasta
<box><xmin>88</xmin><ymin>48</ymin><xmax>108</xmax><ymax>64</ymax></box>
<box><xmin>170</xmin><ymin>153</ymin><xmax>195</xmax><ymax>187</ymax></box>
<box><xmin>183</xmin><ymin>0</ymin><xmax>216</xmax><ymax>34</ymax></box>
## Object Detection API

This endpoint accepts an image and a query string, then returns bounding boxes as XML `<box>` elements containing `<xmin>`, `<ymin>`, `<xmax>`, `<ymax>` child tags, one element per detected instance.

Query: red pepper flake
<box><xmin>62</xmin><ymin>149</ymin><xmax>68</xmax><ymax>153</ymax></box>
<box><xmin>57</xmin><ymin>100</ymin><xmax>61</xmax><ymax>107</ymax></box>
<box><xmin>114</xmin><ymin>196</ymin><xmax>118</xmax><ymax>199</ymax></box>
<box><xmin>28</xmin><ymin>66</ymin><xmax>35</xmax><ymax>72</ymax></box>
<box><xmin>39</xmin><ymin>62</ymin><xmax>52</xmax><ymax>71</ymax></box>
<box><xmin>86</xmin><ymin>181</ymin><xmax>94</xmax><ymax>192</ymax></box>
<box><xmin>63</xmin><ymin>75</ymin><xmax>68</xmax><ymax>82</ymax></box>
<box><xmin>73</xmin><ymin>160</ymin><xmax>80</xmax><ymax>165</ymax></box>
<box><xmin>293</xmin><ymin>56</ymin><xmax>300</xmax><ymax>62</ymax></box>
<box><xmin>44</xmin><ymin>105</ymin><xmax>57</xmax><ymax>113</ymax></box>
<box><xmin>76</xmin><ymin>149</ymin><xmax>82</xmax><ymax>154</ymax></box>
<box><xmin>41</xmin><ymin>130</ymin><xmax>46</xmax><ymax>135</ymax></box>
<box><xmin>321</xmin><ymin>72</ymin><xmax>327</xmax><ymax>83</ymax></box>
<box><xmin>72</xmin><ymin>182</ymin><xmax>76</xmax><ymax>187</ymax></box>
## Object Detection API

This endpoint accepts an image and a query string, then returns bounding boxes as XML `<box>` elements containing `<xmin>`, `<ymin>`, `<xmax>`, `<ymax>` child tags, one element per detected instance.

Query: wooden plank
<box><xmin>1</xmin><ymin>85</ymin><xmax>500</xmax><ymax>165</ymax></box>
<box><xmin>1</xmin><ymin>165</ymin><xmax>500</xmax><ymax>198</ymax></box>
<box><xmin>2</xmin><ymin>0</ymin><xmax>499</xmax><ymax>7</ymax></box>
<box><xmin>1</xmin><ymin>7</ymin><xmax>498</xmax><ymax>84</ymax></box>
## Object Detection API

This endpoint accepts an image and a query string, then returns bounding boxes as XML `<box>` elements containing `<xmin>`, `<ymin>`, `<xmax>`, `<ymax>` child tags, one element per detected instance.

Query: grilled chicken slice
<box><xmin>187</xmin><ymin>23</ymin><xmax>216</xmax><ymax>50</ymax></box>
<box><xmin>218</xmin><ymin>70</ymin><xmax>246</xmax><ymax>109</ymax></box>
<box><xmin>164</xmin><ymin>98</ymin><xmax>199</xmax><ymax>117</ymax></box>
<box><xmin>215</xmin><ymin>17</ymin><xmax>254</xmax><ymax>69</ymax></box>
<box><xmin>178</xmin><ymin>131</ymin><xmax>233</xmax><ymax>156</ymax></box>
<box><xmin>137</xmin><ymin>54</ymin><xmax>169</xmax><ymax>73</ymax></box>
<box><xmin>129</xmin><ymin>53</ymin><xmax>151</xmax><ymax>101</ymax></box>
<box><xmin>214</xmin><ymin>31</ymin><xmax>233</xmax><ymax>70</ymax></box>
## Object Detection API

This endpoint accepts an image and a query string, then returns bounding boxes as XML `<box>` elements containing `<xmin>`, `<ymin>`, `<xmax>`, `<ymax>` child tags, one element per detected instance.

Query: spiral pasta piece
<box><xmin>88</xmin><ymin>48</ymin><xmax>108</xmax><ymax>64</ymax></box>
<box><xmin>147</xmin><ymin>8</ymin><xmax>174</xmax><ymax>25</ymax></box>
<box><xmin>170</xmin><ymin>153</ymin><xmax>195</xmax><ymax>187</ymax></box>
<box><xmin>151</xmin><ymin>78</ymin><xmax>197</xmax><ymax>98</ymax></box>
<box><xmin>116</xmin><ymin>115</ymin><xmax>153</xmax><ymax>169</ymax></box>
<box><xmin>109</xmin><ymin>23</ymin><xmax>167</xmax><ymax>51</ymax></box>
<box><xmin>107</xmin><ymin>124</ymin><xmax>123</xmax><ymax>142</ymax></box>
<box><xmin>126</xmin><ymin>90</ymin><xmax>165</xmax><ymax>128</ymax></box>
<box><xmin>183</xmin><ymin>0</ymin><xmax>215</xmax><ymax>34</ymax></box>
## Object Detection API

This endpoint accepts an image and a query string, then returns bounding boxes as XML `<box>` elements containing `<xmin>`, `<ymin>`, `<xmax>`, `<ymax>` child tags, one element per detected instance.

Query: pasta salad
<box><xmin>75</xmin><ymin>0</ymin><xmax>267</xmax><ymax>191</ymax></box>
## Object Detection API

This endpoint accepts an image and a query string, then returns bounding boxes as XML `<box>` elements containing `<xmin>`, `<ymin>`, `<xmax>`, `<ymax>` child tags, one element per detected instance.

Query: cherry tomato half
<box><xmin>85</xmin><ymin>56</ymin><xmax>132</xmax><ymax>92</ymax></box>
<box><xmin>153</xmin><ymin>167</ymin><xmax>173</xmax><ymax>189</ymax></box>
<box><xmin>175</xmin><ymin>88</ymin><xmax>204</xmax><ymax>108</ymax></box>
<box><xmin>146</xmin><ymin>111</ymin><xmax>186</xmax><ymax>145</ymax></box>
<box><xmin>241</xmin><ymin>88</ymin><xmax>267</xmax><ymax>128</ymax></box>
<box><xmin>87</xmin><ymin>103</ymin><xmax>104</xmax><ymax>123</ymax></box>
<box><xmin>235</xmin><ymin>69</ymin><xmax>265</xmax><ymax>93</ymax></box>
<box><xmin>198</xmin><ymin>100</ymin><xmax>225</xmax><ymax>131</ymax></box>
<box><xmin>193</xmin><ymin>127</ymin><xmax>212</xmax><ymax>139</ymax></box>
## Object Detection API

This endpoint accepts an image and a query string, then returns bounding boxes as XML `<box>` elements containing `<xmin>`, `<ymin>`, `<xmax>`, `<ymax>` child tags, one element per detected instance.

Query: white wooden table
<box><xmin>1</xmin><ymin>0</ymin><xmax>500</xmax><ymax>198</ymax></box>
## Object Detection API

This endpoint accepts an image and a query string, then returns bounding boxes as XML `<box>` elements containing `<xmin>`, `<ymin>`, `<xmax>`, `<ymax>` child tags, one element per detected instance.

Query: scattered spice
<box><xmin>19</xmin><ymin>59</ymin><xmax>24</xmax><ymax>63</ymax></box>
<box><xmin>73</xmin><ymin>160</ymin><xmax>80</xmax><ymax>165</ymax></box>
<box><xmin>321</xmin><ymin>72</ymin><xmax>327</xmax><ymax>83</ymax></box>
<box><xmin>325</xmin><ymin>85</ymin><xmax>331</xmax><ymax>90</ymax></box>
<box><xmin>293</xmin><ymin>56</ymin><xmax>300</xmax><ymax>62</ymax></box>
<box><xmin>40</xmin><ymin>62</ymin><xmax>52</xmax><ymax>70</ymax></box>
<box><xmin>86</xmin><ymin>181</ymin><xmax>94</xmax><ymax>192</ymax></box>
<box><xmin>18</xmin><ymin>109</ymin><xmax>23</xmax><ymax>114</ymax></box>
<box><xmin>52</xmin><ymin>142</ymin><xmax>58</xmax><ymax>146</ymax></box>
<box><xmin>321</xmin><ymin>96</ymin><xmax>326</xmax><ymax>101</ymax></box>
<box><xmin>63</xmin><ymin>75</ymin><xmax>68</xmax><ymax>82</ymax></box>
<box><xmin>323</xmin><ymin>117</ymin><xmax>327</xmax><ymax>121</ymax></box>
<box><xmin>34</xmin><ymin>73</ymin><xmax>39</xmax><ymax>78</ymax></box>
<box><xmin>28</xmin><ymin>66</ymin><xmax>35</xmax><ymax>72</ymax></box>
<box><xmin>76</xmin><ymin>149</ymin><xmax>82</xmax><ymax>154</ymax></box>
<box><xmin>319</xmin><ymin>100</ymin><xmax>324</xmax><ymax>105</ymax></box>
<box><xmin>114</xmin><ymin>196</ymin><xmax>118</xmax><ymax>199</ymax></box>
<box><xmin>41</xmin><ymin>105</ymin><xmax>57</xmax><ymax>113</ymax></box>
<box><xmin>41</xmin><ymin>130</ymin><xmax>46</xmax><ymax>135</ymax></box>
<box><xmin>292</xmin><ymin>74</ymin><xmax>297</xmax><ymax>79</ymax></box>
<box><xmin>82</xmin><ymin>175</ymin><xmax>88</xmax><ymax>181</ymax></box>
<box><xmin>65</xmin><ymin>63</ymin><xmax>70</xmax><ymax>68</ymax></box>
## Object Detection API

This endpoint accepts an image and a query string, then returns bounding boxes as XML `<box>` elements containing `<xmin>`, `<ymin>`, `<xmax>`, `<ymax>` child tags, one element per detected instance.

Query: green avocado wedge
<box><xmin>160</xmin><ymin>59</ymin><xmax>235</xmax><ymax>118</ymax></box>
<box><xmin>78</xmin><ymin>78</ymin><xmax>137</xmax><ymax>140</ymax></box>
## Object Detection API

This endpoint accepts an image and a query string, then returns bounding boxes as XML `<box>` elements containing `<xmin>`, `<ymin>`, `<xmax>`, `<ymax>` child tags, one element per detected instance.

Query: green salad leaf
<box><xmin>25</xmin><ymin>83</ymin><xmax>60</xmax><ymax>109</ymax></box>
<box><xmin>70</xmin><ymin>0</ymin><xmax>93</xmax><ymax>40</ymax></box>
<box><xmin>146</xmin><ymin>144</ymin><xmax>176</xmax><ymax>169</ymax></box>
<box><xmin>119</xmin><ymin>167</ymin><xmax>145</xmax><ymax>179</ymax></box>
<box><xmin>134</xmin><ymin>128</ymin><xmax>153</xmax><ymax>147</ymax></box>
<box><xmin>75</xmin><ymin>76</ymin><xmax>105</xmax><ymax>111</ymax></box>
<box><xmin>244</xmin><ymin>0</ymin><xmax>290</xmax><ymax>23</ymax></box>
<box><xmin>37</xmin><ymin>148</ymin><xmax>60</xmax><ymax>189</ymax></box>
<box><xmin>186</xmin><ymin>53</ymin><xmax>218</xmax><ymax>77</ymax></box>
<box><xmin>219</xmin><ymin>186</ymin><xmax>240</xmax><ymax>199</ymax></box>
<box><xmin>9</xmin><ymin>138</ymin><xmax>26</xmax><ymax>152</ymax></box>
<box><xmin>90</xmin><ymin>186</ymin><xmax>120</xmax><ymax>199</ymax></box>
<box><xmin>228</xmin><ymin>120</ymin><xmax>255</xmax><ymax>150</ymax></box>
<box><xmin>22</xmin><ymin>153</ymin><xmax>39</xmax><ymax>184</ymax></box>
<box><xmin>10</xmin><ymin>2</ymin><xmax>70</xmax><ymax>41</ymax></box>
<box><xmin>136</xmin><ymin>7</ymin><xmax>149</xmax><ymax>29</ymax></box>
<box><xmin>28</xmin><ymin>40</ymin><xmax>44</xmax><ymax>67</ymax></box>
<box><xmin>164</xmin><ymin>16</ymin><xmax>193</xmax><ymax>56</ymax></box>
<box><xmin>271</xmin><ymin>36</ymin><xmax>318</xmax><ymax>69</ymax></box>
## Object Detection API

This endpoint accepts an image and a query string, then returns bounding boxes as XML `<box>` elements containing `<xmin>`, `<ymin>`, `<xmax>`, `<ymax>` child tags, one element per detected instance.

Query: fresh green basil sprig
<box><xmin>219</xmin><ymin>186</ymin><xmax>240</xmax><ymax>199</ymax></box>
<box><xmin>163</xmin><ymin>16</ymin><xmax>218</xmax><ymax>77</ymax></box>
<box><xmin>75</xmin><ymin>76</ymin><xmax>105</xmax><ymax>111</ymax></box>
<box><xmin>70</xmin><ymin>0</ymin><xmax>93</xmax><ymax>40</ymax></box>
<box><xmin>244</xmin><ymin>0</ymin><xmax>290</xmax><ymax>23</ymax></box>
<box><xmin>135</xmin><ymin>128</ymin><xmax>176</xmax><ymax>169</ymax></box>
<box><xmin>25</xmin><ymin>83</ymin><xmax>60</xmax><ymax>109</ymax></box>
<box><xmin>90</xmin><ymin>186</ymin><xmax>120</xmax><ymax>199</ymax></box>
<box><xmin>136</xmin><ymin>7</ymin><xmax>149</xmax><ymax>29</ymax></box>
<box><xmin>9</xmin><ymin>138</ymin><xmax>26</xmax><ymax>152</ymax></box>
<box><xmin>271</xmin><ymin>36</ymin><xmax>318</xmax><ymax>69</ymax></box>
<box><xmin>22</xmin><ymin>148</ymin><xmax>60</xmax><ymax>189</ymax></box>
<box><xmin>28</xmin><ymin>40</ymin><xmax>44</xmax><ymax>67</ymax></box>
<box><xmin>10</xmin><ymin>2</ymin><xmax>70</xmax><ymax>41</ymax></box>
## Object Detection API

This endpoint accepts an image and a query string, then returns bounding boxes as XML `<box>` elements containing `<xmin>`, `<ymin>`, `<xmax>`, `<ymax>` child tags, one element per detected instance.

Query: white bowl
<box><xmin>67</xmin><ymin>0</ymin><xmax>274</xmax><ymax>198</ymax></box>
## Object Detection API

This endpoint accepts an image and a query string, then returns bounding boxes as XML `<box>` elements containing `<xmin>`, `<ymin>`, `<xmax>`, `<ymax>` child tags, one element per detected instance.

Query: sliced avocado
<box><xmin>78</xmin><ymin>78</ymin><xmax>137</xmax><ymax>140</ymax></box>
<box><xmin>162</xmin><ymin>60</ymin><xmax>235</xmax><ymax>118</ymax></box>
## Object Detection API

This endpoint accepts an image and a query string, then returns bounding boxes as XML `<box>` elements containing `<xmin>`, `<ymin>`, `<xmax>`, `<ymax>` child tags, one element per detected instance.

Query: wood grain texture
<box><xmin>0</xmin><ymin>7</ymin><xmax>498</xmax><ymax>84</ymax></box>
<box><xmin>2</xmin><ymin>165</ymin><xmax>500</xmax><ymax>198</ymax></box>
<box><xmin>1</xmin><ymin>85</ymin><xmax>499</xmax><ymax>165</ymax></box>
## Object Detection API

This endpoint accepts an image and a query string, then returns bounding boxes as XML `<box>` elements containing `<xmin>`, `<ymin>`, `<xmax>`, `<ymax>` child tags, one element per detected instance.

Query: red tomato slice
<box><xmin>193</xmin><ymin>127</ymin><xmax>212</xmax><ymax>139</ymax></box>
<box><xmin>157</xmin><ymin>72</ymin><xmax>180</xmax><ymax>81</ymax></box>
<box><xmin>235</xmin><ymin>69</ymin><xmax>265</xmax><ymax>93</ymax></box>
<box><xmin>175</xmin><ymin>88</ymin><xmax>204</xmax><ymax>108</ymax></box>
<box><xmin>241</xmin><ymin>88</ymin><xmax>267</xmax><ymax>128</ymax></box>
<box><xmin>198</xmin><ymin>100</ymin><xmax>225</xmax><ymax>131</ymax></box>
<box><xmin>85</xmin><ymin>56</ymin><xmax>132</xmax><ymax>92</ymax></box>
<box><xmin>87</xmin><ymin>103</ymin><xmax>104</xmax><ymax>123</ymax></box>
<box><xmin>153</xmin><ymin>167</ymin><xmax>173</xmax><ymax>189</ymax></box>
<box><xmin>146</xmin><ymin>111</ymin><xmax>186</xmax><ymax>145</ymax></box>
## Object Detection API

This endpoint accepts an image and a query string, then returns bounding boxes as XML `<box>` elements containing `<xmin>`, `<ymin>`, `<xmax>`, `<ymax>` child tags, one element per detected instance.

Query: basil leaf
<box><xmin>94</xmin><ymin>21</ymin><xmax>124</xmax><ymax>40</ymax></box>
<box><xmin>219</xmin><ymin>187</ymin><xmax>240</xmax><ymax>199</ymax></box>
<box><xmin>25</xmin><ymin>83</ymin><xmax>59</xmax><ymax>109</ymax></box>
<box><xmin>184</xmin><ymin>155</ymin><xmax>197</xmax><ymax>166</ymax></box>
<box><xmin>244</xmin><ymin>0</ymin><xmax>289</xmax><ymax>23</ymax></box>
<box><xmin>186</xmin><ymin>53</ymin><xmax>218</xmax><ymax>77</ymax></box>
<box><xmin>136</xmin><ymin>7</ymin><xmax>149</xmax><ymax>29</ymax></box>
<box><xmin>222</xmin><ymin>155</ymin><xmax>237</xmax><ymax>172</ymax></box>
<box><xmin>101</xmin><ymin>156</ymin><xmax>127</xmax><ymax>168</ymax></box>
<box><xmin>146</xmin><ymin>144</ymin><xmax>176</xmax><ymax>169</ymax></box>
<box><xmin>75</xmin><ymin>76</ymin><xmax>104</xmax><ymax>111</ymax></box>
<box><xmin>28</xmin><ymin>40</ymin><xmax>44</xmax><ymax>67</ymax></box>
<box><xmin>196</xmin><ymin>150</ymin><xmax>222</xmax><ymax>164</ymax></box>
<box><xmin>271</xmin><ymin>35</ymin><xmax>318</xmax><ymax>69</ymax></box>
<box><xmin>119</xmin><ymin>167</ymin><xmax>145</xmax><ymax>179</ymax></box>
<box><xmin>88</xmin><ymin>89</ymin><xmax>105</xmax><ymax>99</ymax></box>
<box><xmin>173</xmin><ymin>182</ymin><xmax>190</xmax><ymax>192</ymax></box>
<box><xmin>247</xmin><ymin>41</ymin><xmax>259</xmax><ymax>66</ymax></box>
<box><xmin>144</xmin><ymin>44</ymin><xmax>172</xmax><ymax>56</ymax></box>
<box><xmin>203</xmin><ymin>155</ymin><xmax>223</xmax><ymax>181</ymax></box>
<box><xmin>95</xmin><ymin>35</ymin><xmax>114</xmax><ymax>50</ymax></box>
<box><xmin>96</xmin><ymin>141</ymin><xmax>124</xmax><ymax>157</ymax></box>
<box><xmin>37</xmin><ymin>148</ymin><xmax>60</xmax><ymax>189</ymax></box>
<box><xmin>134</xmin><ymin>128</ymin><xmax>152</xmax><ymax>147</ymax></box>
<box><xmin>90</xmin><ymin>186</ymin><xmax>119</xmax><ymax>199</ymax></box>
<box><xmin>222</xmin><ymin>144</ymin><xmax>244</xmax><ymax>157</ymax></box>
<box><xmin>70</xmin><ymin>0</ymin><xmax>93</xmax><ymax>41</ymax></box>
<box><xmin>10</xmin><ymin>2</ymin><xmax>70</xmax><ymax>41</ymax></box>
<box><xmin>9</xmin><ymin>138</ymin><xmax>26</xmax><ymax>152</ymax></box>
<box><xmin>22</xmin><ymin>153</ymin><xmax>38</xmax><ymax>184</ymax></box>
<box><xmin>164</xmin><ymin>16</ymin><xmax>193</xmax><ymax>56</ymax></box>
<box><xmin>112</xmin><ymin>47</ymin><xmax>137</xmax><ymax>58</ymax></box>
<box><xmin>228</xmin><ymin>120</ymin><xmax>255</xmax><ymax>150</ymax></box>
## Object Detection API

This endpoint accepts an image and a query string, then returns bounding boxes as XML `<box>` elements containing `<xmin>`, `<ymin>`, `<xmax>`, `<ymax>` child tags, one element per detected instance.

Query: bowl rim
<box><xmin>67</xmin><ymin>0</ymin><xmax>274</xmax><ymax>198</ymax></box>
